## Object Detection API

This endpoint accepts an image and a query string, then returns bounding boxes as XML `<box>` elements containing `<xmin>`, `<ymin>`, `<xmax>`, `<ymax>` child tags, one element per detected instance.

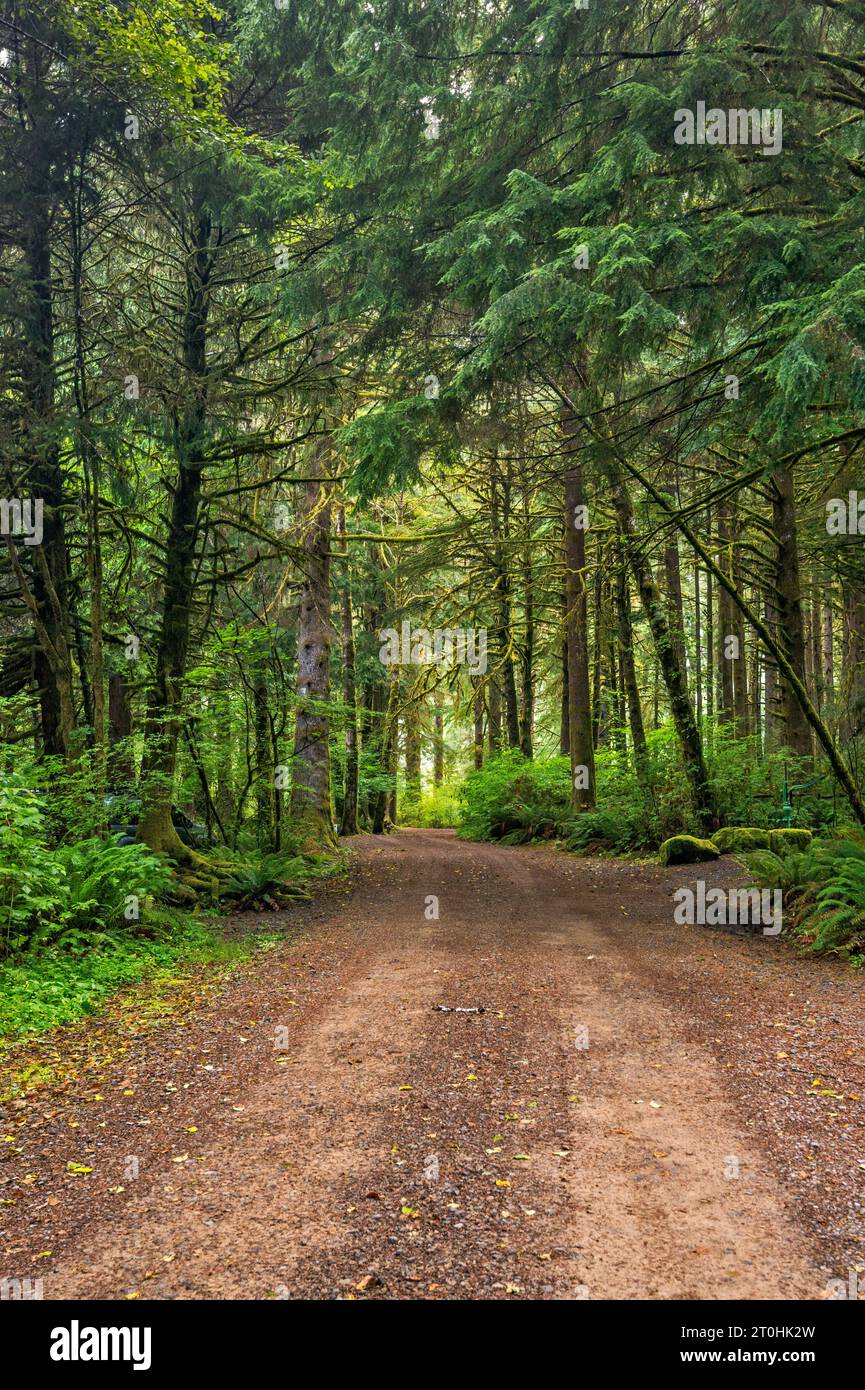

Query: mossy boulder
<box><xmin>768</xmin><ymin>828</ymin><xmax>813</xmax><ymax>855</ymax></box>
<box><xmin>711</xmin><ymin>827</ymin><xmax>771</xmax><ymax>854</ymax></box>
<box><xmin>659</xmin><ymin>835</ymin><xmax>721</xmax><ymax>866</ymax></box>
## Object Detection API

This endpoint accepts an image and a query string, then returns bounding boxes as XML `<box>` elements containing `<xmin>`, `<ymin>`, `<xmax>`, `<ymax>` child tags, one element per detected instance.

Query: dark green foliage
<box><xmin>218</xmin><ymin>852</ymin><xmax>313</xmax><ymax>910</ymax></box>
<box><xmin>0</xmin><ymin>763</ymin><xmax>172</xmax><ymax>955</ymax></box>
<box><xmin>744</xmin><ymin>838</ymin><xmax>865</xmax><ymax>961</ymax></box>
<box><xmin>565</xmin><ymin>811</ymin><xmax>651</xmax><ymax>857</ymax></box>
<box><xmin>456</xmin><ymin>752</ymin><xmax>571</xmax><ymax>844</ymax></box>
<box><xmin>0</xmin><ymin>913</ymin><xmax>253</xmax><ymax>1044</ymax></box>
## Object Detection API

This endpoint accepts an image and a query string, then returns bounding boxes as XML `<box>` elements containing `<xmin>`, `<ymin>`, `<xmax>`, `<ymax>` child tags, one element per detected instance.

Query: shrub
<box><xmin>218</xmin><ymin>852</ymin><xmax>312</xmax><ymax>910</ymax></box>
<box><xmin>0</xmin><ymin>768</ymin><xmax>69</xmax><ymax>953</ymax></box>
<box><xmin>743</xmin><ymin>837</ymin><xmax>865</xmax><ymax>960</ymax></box>
<box><xmin>1</xmin><ymin>758</ymin><xmax>175</xmax><ymax>955</ymax></box>
<box><xmin>457</xmin><ymin>752</ymin><xmax>572</xmax><ymax>843</ymax></box>
<box><xmin>404</xmin><ymin>786</ymin><xmax>460</xmax><ymax>828</ymax></box>
<box><xmin>659</xmin><ymin>835</ymin><xmax>721</xmax><ymax>866</ymax></box>
<box><xmin>565</xmin><ymin>809</ymin><xmax>652</xmax><ymax>855</ymax></box>
<box><xmin>711</xmin><ymin>827</ymin><xmax>771</xmax><ymax>854</ymax></box>
<box><xmin>768</xmin><ymin>828</ymin><xmax>813</xmax><ymax>855</ymax></box>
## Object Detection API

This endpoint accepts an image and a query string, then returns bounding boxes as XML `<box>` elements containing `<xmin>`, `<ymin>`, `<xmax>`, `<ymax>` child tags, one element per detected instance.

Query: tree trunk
<box><xmin>598</xmin><ymin>448</ymin><xmax>716</xmax><ymax>832</ymax></box>
<box><xmin>771</xmin><ymin>464</ymin><xmax>812</xmax><ymax>759</ymax></box>
<box><xmin>716</xmin><ymin>503</ymin><xmax>736</xmax><ymax>728</ymax></box>
<box><xmin>289</xmin><ymin>440</ymin><xmax>336</xmax><ymax>846</ymax></box>
<box><xmin>519</xmin><ymin>532</ymin><xmax>534</xmax><ymax>758</ymax></box>
<box><xmin>489</xmin><ymin>457</ymin><xmax>521</xmax><ymax>749</ymax></box>
<box><xmin>731</xmin><ymin>507</ymin><xmax>749</xmax><ymax>736</ymax></box>
<box><xmin>336</xmin><ymin>507</ymin><xmax>359</xmax><ymax>835</ymax></box>
<box><xmin>562</xmin><ymin>405</ymin><xmax>595</xmax><ymax>810</ymax></box>
<box><xmin>137</xmin><ymin>212</ymin><xmax>212</xmax><ymax>859</ymax></box>
<box><xmin>433</xmin><ymin>688</ymin><xmax>445</xmax><ymax>786</ymax></box>
<box><xmin>108</xmin><ymin>670</ymin><xmax>135</xmax><ymax>785</ymax></box>
<box><xmin>253</xmin><ymin>662</ymin><xmax>275</xmax><ymax>851</ymax></box>
<box><xmin>662</xmin><ymin>479</ymin><xmax>689</xmax><ymax>702</ymax></box>
<box><xmin>842</xmin><ymin>579</ymin><xmax>865</xmax><ymax>741</ymax></box>
<box><xmin>559</xmin><ymin>579</ymin><xmax>570</xmax><ymax>756</ymax></box>
<box><xmin>404</xmin><ymin>691</ymin><xmax>421</xmax><ymax>814</ymax></box>
<box><xmin>616</xmin><ymin>544</ymin><xmax>648</xmax><ymax>782</ymax></box>
<box><xmin>21</xmin><ymin>182</ymin><xmax>75</xmax><ymax>759</ymax></box>
<box><xmin>487</xmin><ymin>677</ymin><xmax>502</xmax><ymax>755</ymax></box>
<box><xmin>473</xmin><ymin>681</ymin><xmax>485</xmax><ymax>769</ymax></box>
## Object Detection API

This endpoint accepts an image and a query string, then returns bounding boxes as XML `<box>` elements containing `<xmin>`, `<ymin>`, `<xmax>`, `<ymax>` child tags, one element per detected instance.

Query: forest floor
<box><xmin>2</xmin><ymin>828</ymin><xmax>864</xmax><ymax>1301</ymax></box>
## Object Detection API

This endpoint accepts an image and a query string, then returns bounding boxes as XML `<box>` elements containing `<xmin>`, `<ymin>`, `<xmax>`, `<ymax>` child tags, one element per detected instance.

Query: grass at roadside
<box><xmin>0</xmin><ymin>912</ymin><xmax>267</xmax><ymax>1049</ymax></box>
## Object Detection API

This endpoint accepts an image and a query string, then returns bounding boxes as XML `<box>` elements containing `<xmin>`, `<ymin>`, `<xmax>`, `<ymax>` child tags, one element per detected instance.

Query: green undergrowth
<box><xmin>0</xmin><ymin>827</ymin><xmax>347</xmax><ymax>1045</ymax></box>
<box><xmin>0</xmin><ymin>910</ymin><xmax>265</xmax><ymax>1046</ymax></box>
<box><xmin>743</xmin><ymin>835</ymin><xmax>865</xmax><ymax>965</ymax></box>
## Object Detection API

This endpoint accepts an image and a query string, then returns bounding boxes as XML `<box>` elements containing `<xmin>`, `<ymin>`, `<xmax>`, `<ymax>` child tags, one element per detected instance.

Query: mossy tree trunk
<box><xmin>771</xmin><ymin>464</ymin><xmax>813</xmax><ymax>759</ymax></box>
<box><xmin>289</xmin><ymin>439</ymin><xmax>336</xmax><ymax>848</ymax></box>
<box><xmin>561</xmin><ymin>401</ymin><xmax>595</xmax><ymax>811</ymax></box>
<box><xmin>336</xmin><ymin>506</ymin><xmax>359</xmax><ymax>836</ymax></box>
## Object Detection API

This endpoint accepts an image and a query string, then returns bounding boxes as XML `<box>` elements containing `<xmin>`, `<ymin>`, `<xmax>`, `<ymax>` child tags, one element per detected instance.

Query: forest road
<box><xmin>7</xmin><ymin>828</ymin><xmax>865</xmax><ymax>1300</ymax></box>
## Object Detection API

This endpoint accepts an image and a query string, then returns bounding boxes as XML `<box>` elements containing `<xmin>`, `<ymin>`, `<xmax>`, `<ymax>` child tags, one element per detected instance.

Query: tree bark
<box><xmin>433</xmin><ymin>687</ymin><xmax>445</xmax><ymax>786</ymax></box>
<box><xmin>519</xmin><ymin>528</ymin><xmax>534</xmax><ymax>758</ymax></box>
<box><xmin>137</xmin><ymin>211</ymin><xmax>212</xmax><ymax>859</ymax></box>
<box><xmin>597</xmin><ymin>449</ymin><xmax>716</xmax><ymax>831</ymax></box>
<box><xmin>473</xmin><ymin>680</ymin><xmax>485</xmax><ymax>769</ymax></box>
<box><xmin>336</xmin><ymin>507</ymin><xmax>359</xmax><ymax>835</ymax></box>
<box><xmin>289</xmin><ymin>438</ymin><xmax>336</xmax><ymax>846</ymax></box>
<box><xmin>561</xmin><ymin>401</ymin><xmax>595</xmax><ymax>810</ymax></box>
<box><xmin>771</xmin><ymin>464</ymin><xmax>812</xmax><ymax>759</ymax></box>
<box><xmin>616</xmin><ymin>543</ymin><xmax>648</xmax><ymax>782</ymax></box>
<box><xmin>404</xmin><ymin>689</ymin><xmax>421</xmax><ymax>813</ymax></box>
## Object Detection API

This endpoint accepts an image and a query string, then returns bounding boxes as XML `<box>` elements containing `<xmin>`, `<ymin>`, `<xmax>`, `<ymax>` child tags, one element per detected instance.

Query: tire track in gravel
<box><xmin>4</xmin><ymin>829</ymin><xmax>849</xmax><ymax>1300</ymax></box>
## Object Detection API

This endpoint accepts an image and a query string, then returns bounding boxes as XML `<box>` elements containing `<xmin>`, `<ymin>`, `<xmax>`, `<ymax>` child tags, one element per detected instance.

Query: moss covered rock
<box><xmin>768</xmin><ymin>828</ymin><xmax>813</xmax><ymax>855</ymax></box>
<box><xmin>711</xmin><ymin>827</ymin><xmax>771</xmax><ymax>854</ymax></box>
<box><xmin>659</xmin><ymin>835</ymin><xmax>721</xmax><ymax>866</ymax></box>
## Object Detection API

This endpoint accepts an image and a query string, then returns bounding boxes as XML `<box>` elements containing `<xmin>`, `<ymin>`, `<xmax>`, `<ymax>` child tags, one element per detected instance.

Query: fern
<box><xmin>744</xmin><ymin>838</ymin><xmax>865</xmax><ymax>958</ymax></box>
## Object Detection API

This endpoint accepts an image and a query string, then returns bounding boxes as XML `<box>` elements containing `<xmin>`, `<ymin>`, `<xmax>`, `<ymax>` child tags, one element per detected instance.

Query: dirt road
<box><xmin>3</xmin><ymin>830</ymin><xmax>864</xmax><ymax>1300</ymax></box>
